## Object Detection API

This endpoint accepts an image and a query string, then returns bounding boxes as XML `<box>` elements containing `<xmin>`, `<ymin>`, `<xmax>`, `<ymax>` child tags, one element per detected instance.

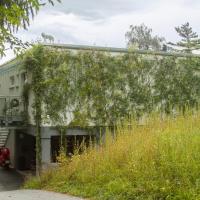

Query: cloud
<box><xmin>19</xmin><ymin>0</ymin><xmax>200</xmax><ymax>45</ymax></box>
<box><xmin>44</xmin><ymin>0</ymin><xmax>159</xmax><ymax>19</ymax></box>
<box><xmin>1</xmin><ymin>0</ymin><xmax>200</xmax><ymax>64</ymax></box>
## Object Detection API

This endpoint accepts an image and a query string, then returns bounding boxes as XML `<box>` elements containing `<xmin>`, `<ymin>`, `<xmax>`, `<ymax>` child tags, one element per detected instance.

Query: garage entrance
<box><xmin>15</xmin><ymin>130</ymin><xmax>36</xmax><ymax>170</ymax></box>
<box><xmin>51</xmin><ymin>135</ymin><xmax>95</xmax><ymax>162</ymax></box>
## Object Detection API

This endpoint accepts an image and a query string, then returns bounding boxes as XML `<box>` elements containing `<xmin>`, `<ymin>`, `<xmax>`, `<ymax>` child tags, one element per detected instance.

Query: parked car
<box><xmin>0</xmin><ymin>147</ymin><xmax>10</xmax><ymax>169</ymax></box>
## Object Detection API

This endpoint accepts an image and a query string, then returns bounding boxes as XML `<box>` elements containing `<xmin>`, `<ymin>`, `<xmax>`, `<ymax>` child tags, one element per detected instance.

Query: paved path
<box><xmin>0</xmin><ymin>190</ymin><xmax>84</xmax><ymax>200</ymax></box>
<box><xmin>0</xmin><ymin>168</ymin><xmax>23</xmax><ymax>191</ymax></box>
<box><xmin>0</xmin><ymin>168</ymin><xmax>84</xmax><ymax>199</ymax></box>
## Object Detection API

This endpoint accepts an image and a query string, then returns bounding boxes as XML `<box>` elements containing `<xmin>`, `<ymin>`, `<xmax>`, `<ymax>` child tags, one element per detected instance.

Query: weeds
<box><xmin>25</xmin><ymin>113</ymin><xmax>200</xmax><ymax>199</ymax></box>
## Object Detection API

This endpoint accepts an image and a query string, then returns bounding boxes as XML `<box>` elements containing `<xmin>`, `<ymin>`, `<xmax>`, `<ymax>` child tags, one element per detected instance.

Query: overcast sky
<box><xmin>1</xmin><ymin>0</ymin><xmax>200</xmax><ymax>64</ymax></box>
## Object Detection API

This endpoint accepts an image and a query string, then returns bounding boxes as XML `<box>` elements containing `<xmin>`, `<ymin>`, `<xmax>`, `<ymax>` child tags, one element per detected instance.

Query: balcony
<box><xmin>0</xmin><ymin>96</ymin><xmax>25</xmax><ymax>126</ymax></box>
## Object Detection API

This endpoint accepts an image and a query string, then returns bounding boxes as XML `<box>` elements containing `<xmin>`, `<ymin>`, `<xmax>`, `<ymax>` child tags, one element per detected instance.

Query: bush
<box><xmin>25</xmin><ymin>112</ymin><xmax>200</xmax><ymax>199</ymax></box>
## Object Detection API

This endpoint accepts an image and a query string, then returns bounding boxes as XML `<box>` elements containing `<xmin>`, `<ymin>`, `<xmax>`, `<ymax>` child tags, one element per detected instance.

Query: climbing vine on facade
<box><xmin>23</xmin><ymin>45</ymin><xmax>200</xmax><ymax>125</ymax></box>
<box><xmin>22</xmin><ymin>45</ymin><xmax>200</xmax><ymax>175</ymax></box>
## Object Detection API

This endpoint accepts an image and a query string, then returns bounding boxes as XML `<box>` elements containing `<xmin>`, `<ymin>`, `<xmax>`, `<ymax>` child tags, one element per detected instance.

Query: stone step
<box><xmin>0</xmin><ymin>137</ymin><xmax>7</xmax><ymax>142</ymax></box>
<box><xmin>0</xmin><ymin>134</ymin><xmax>7</xmax><ymax>137</ymax></box>
<box><xmin>0</xmin><ymin>132</ymin><xmax>9</xmax><ymax>134</ymax></box>
<box><xmin>0</xmin><ymin>131</ymin><xmax>8</xmax><ymax>134</ymax></box>
<box><xmin>0</xmin><ymin>134</ymin><xmax>8</xmax><ymax>138</ymax></box>
<box><xmin>0</xmin><ymin>131</ymin><xmax>9</xmax><ymax>134</ymax></box>
<box><xmin>0</xmin><ymin>135</ymin><xmax>9</xmax><ymax>138</ymax></box>
<box><xmin>0</xmin><ymin>140</ymin><xmax>7</xmax><ymax>143</ymax></box>
<box><xmin>0</xmin><ymin>130</ymin><xmax>8</xmax><ymax>132</ymax></box>
<box><xmin>0</xmin><ymin>138</ymin><xmax>7</xmax><ymax>141</ymax></box>
<box><xmin>0</xmin><ymin>134</ymin><xmax>6</xmax><ymax>137</ymax></box>
<box><xmin>0</xmin><ymin>128</ymin><xmax>9</xmax><ymax>146</ymax></box>
<box><xmin>0</xmin><ymin>129</ymin><xmax>9</xmax><ymax>132</ymax></box>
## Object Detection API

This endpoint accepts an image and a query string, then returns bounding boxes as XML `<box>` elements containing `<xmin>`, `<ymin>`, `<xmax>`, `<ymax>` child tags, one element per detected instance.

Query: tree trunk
<box><xmin>35</xmin><ymin>97</ymin><xmax>42</xmax><ymax>177</ymax></box>
<box><xmin>59</xmin><ymin>127</ymin><xmax>66</xmax><ymax>151</ymax></box>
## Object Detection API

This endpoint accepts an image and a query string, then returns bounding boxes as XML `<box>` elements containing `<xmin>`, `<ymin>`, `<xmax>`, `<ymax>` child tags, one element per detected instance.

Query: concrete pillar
<box><xmin>41</xmin><ymin>137</ymin><xmax>51</xmax><ymax>165</ymax></box>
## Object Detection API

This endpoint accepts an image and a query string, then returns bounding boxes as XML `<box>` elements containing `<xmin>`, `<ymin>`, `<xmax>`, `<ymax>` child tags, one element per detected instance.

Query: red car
<box><xmin>0</xmin><ymin>147</ymin><xmax>10</xmax><ymax>169</ymax></box>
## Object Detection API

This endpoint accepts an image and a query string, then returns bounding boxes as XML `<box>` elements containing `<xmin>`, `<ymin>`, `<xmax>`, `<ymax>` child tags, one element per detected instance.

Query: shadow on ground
<box><xmin>0</xmin><ymin>168</ymin><xmax>23</xmax><ymax>191</ymax></box>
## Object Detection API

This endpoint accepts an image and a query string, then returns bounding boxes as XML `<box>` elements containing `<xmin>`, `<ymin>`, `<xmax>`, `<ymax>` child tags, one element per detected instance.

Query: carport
<box><xmin>6</xmin><ymin>128</ymin><xmax>35</xmax><ymax>170</ymax></box>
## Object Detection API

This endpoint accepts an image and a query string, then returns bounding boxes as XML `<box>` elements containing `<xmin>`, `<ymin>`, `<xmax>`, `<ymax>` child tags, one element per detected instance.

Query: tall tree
<box><xmin>125</xmin><ymin>23</ymin><xmax>165</xmax><ymax>51</ymax></box>
<box><xmin>0</xmin><ymin>0</ymin><xmax>60</xmax><ymax>57</ymax></box>
<box><xmin>168</xmin><ymin>22</ymin><xmax>200</xmax><ymax>53</ymax></box>
<box><xmin>0</xmin><ymin>0</ymin><xmax>60</xmax><ymax>177</ymax></box>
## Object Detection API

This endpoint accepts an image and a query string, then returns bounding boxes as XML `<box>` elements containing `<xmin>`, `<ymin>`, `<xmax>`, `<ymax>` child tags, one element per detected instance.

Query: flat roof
<box><xmin>1</xmin><ymin>43</ymin><xmax>200</xmax><ymax>68</ymax></box>
<box><xmin>43</xmin><ymin>43</ymin><xmax>200</xmax><ymax>58</ymax></box>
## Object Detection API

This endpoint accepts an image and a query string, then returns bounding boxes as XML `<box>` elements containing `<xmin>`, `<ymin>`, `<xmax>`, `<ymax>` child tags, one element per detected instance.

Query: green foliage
<box><xmin>0</xmin><ymin>0</ymin><xmax>60</xmax><ymax>56</ymax></box>
<box><xmin>23</xmin><ymin>45</ymin><xmax>47</xmax><ymax>176</ymax></box>
<box><xmin>23</xmin><ymin>45</ymin><xmax>200</xmax><ymax>127</ymax></box>
<box><xmin>25</xmin><ymin>112</ymin><xmax>200</xmax><ymax>199</ymax></box>
<box><xmin>169</xmin><ymin>22</ymin><xmax>200</xmax><ymax>53</ymax></box>
<box><xmin>22</xmin><ymin>45</ymin><xmax>200</xmax><ymax>179</ymax></box>
<box><xmin>125</xmin><ymin>23</ymin><xmax>165</xmax><ymax>50</ymax></box>
<box><xmin>22</xmin><ymin>43</ymin><xmax>200</xmax><ymax>197</ymax></box>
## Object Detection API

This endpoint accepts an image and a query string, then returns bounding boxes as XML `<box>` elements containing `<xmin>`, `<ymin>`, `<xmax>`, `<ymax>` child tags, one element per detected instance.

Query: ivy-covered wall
<box><xmin>22</xmin><ymin>45</ymin><xmax>200</xmax><ymax>127</ymax></box>
<box><xmin>5</xmin><ymin>44</ymin><xmax>200</xmax><ymax>174</ymax></box>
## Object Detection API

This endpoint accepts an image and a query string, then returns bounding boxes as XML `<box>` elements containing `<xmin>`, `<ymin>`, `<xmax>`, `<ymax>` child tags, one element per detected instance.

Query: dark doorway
<box><xmin>51</xmin><ymin>135</ymin><xmax>95</xmax><ymax>162</ymax></box>
<box><xmin>15</xmin><ymin>131</ymin><xmax>36</xmax><ymax>170</ymax></box>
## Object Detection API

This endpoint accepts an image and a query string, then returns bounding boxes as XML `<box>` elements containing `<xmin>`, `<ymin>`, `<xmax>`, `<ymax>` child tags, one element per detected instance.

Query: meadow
<box><xmin>25</xmin><ymin>112</ymin><xmax>200</xmax><ymax>200</ymax></box>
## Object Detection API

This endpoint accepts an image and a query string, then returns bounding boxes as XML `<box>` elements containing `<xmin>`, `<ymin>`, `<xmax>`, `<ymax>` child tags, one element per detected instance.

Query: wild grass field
<box><xmin>25</xmin><ymin>112</ymin><xmax>200</xmax><ymax>200</ymax></box>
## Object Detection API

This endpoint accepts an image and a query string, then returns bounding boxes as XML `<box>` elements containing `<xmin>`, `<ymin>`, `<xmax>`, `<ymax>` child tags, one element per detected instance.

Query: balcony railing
<box><xmin>0</xmin><ymin>96</ymin><xmax>24</xmax><ymax>126</ymax></box>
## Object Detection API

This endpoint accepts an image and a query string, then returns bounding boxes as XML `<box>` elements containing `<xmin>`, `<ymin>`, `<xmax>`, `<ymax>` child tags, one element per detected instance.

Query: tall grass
<box><xmin>25</xmin><ymin>112</ymin><xmax>200</xmax><ymax>200</ymax></box>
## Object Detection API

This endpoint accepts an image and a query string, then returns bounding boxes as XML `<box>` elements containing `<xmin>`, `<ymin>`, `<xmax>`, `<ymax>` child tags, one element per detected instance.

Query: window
<box><xmin>16</xmin><ymin>86</ymin><xmax>19</xmax><ymax>93</ymax></box>
<box><xmin>17</xmin><ymin>74</ymin><xmax>19</xmax><ymax>82</ymax></box>
<box><xmin>21</xmin><ymin>73</ymin><xmax>27</xmax><ymax>83</ymax></box>
<box><xmin>10</xmin><ymin>76</ymin><xmax>15</xmax><ymax>85</ymax></box>
<box><xmin>9</xmin><ymin>87</ymin><xmax>14</xmax><ymax>94</ymax></box>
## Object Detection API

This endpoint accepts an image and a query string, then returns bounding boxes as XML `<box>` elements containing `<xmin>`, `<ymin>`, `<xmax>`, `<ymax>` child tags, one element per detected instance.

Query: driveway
<box><xmin>0</xmin><ymin>168</ymin><xmax>84</xmax><ymax>200</ymax></box>
<box><xmin>0</xmin><ymin>190</ymin><xmax>84</xmax><ymax>200</ymax></box>
<box><xmin>0</xmin><ymin>167</ymin><xmax>23</xmax><ymax>191</ymax></box>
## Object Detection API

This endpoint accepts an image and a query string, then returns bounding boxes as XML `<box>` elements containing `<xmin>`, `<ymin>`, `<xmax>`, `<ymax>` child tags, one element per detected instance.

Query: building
<box><xmin>0</xmin><ymin>43</ymin><xmax>199</xmax><ymax>170</ymax></box>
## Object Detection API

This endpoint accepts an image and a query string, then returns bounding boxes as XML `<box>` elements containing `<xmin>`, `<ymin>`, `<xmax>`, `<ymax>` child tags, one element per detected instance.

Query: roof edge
<box><xmin>0</xmin><ymin>57</ymin><xmax>18</xmax><ymax>68</ymax></box>
<box><xmin>43</xmin><ymin>43</ymin><xmax>200</xmax><ymax>58</ymax></box>
<box><xmin>1</xmin><ymin>43</ymin><xmax>200</xmax><ymax>68</ymax></box>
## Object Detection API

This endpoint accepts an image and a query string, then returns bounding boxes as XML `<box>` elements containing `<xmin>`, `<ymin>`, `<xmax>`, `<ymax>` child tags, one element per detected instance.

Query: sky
<box><xmin>1</xmin><ymin>0</ymin><xmax>200</xmax><ymax>64</ymax></box>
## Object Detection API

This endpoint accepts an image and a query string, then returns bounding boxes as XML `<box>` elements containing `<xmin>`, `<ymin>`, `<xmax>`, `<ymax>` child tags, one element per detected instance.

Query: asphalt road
<box><xmin>0</xmin><ymin>167</ymin><xmax>23</xmax><ymax>191</ymax></box>
<box><xmin>0</xmin><ymin>168</ymin><xmax>84</xmax><ymax>200</ymax></box>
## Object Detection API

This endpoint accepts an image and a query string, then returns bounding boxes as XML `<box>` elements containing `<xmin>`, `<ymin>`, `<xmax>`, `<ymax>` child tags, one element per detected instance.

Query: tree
<box><xmin>0</xmin><ymin>0</ymin><xmax>61</xmax><ymax>177</ymax></box>
<box><xmin>125</xmin><ymin>23</ymin><xmax>165</xmax><ymax>51</ymax></box>
<box><xmin>0</xmin><ymin>0</ymin><xmax>60</xmax><ymax>57</ymax></box>
<box><xmin>168</xmin><ymin>22</ymin><xmax>200</xmax><ymax>53</ymax></box>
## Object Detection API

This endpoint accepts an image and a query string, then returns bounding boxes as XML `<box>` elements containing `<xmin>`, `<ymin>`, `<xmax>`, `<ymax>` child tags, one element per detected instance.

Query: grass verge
<box><xmin>25</xmin><ymin>113</ymin><xmax>200</xmax><ymax>200</ymax></box>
